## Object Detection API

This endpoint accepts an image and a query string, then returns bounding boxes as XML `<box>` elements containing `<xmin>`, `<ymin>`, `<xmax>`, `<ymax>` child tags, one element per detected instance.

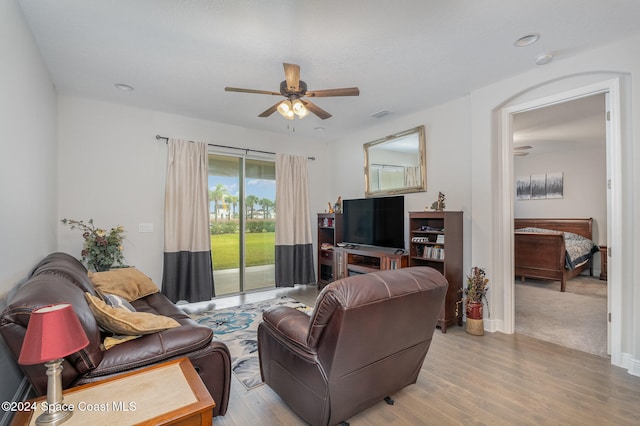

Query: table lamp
<box><xmin>18</xmin><ymin>303</ymin><xmax>89</xmax><ymax>426</ymax></box>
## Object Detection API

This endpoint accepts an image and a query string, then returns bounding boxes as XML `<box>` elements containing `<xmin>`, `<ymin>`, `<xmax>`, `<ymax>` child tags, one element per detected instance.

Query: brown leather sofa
<box><xmin>0</xmin><ymin>252</ymin><xmax>231</xmax><ymax>416</ymax></box>
<box><xmin>258</xmin><ymin>266</ymin><xmax>448</xmax><ymax>426</ymax></box>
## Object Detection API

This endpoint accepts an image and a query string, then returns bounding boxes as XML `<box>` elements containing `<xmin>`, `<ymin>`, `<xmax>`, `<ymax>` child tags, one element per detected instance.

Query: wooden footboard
<box><xmin>514</xmin><ymin>218</ymin><xmax>594</xmax><ymax>292</ymax></box>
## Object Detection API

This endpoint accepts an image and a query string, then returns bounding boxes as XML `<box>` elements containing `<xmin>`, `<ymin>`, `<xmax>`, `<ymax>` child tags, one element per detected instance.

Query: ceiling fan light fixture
<box><xmin>295</xmin><ymin>107</ymin><xmax>309</xmax><ymax>118</ymax></box>
<box><xmin>277</xmin><ymin>100</ymin><xmax>292</xmax><ymax>117</ymax></box>
<box><xmin>227</xmin><ymin>63</ymin><xmax>359</xmax><ymax>120</ymax></box>
<box><xmin>292</xmin><ymin>99</ymin><xmax>309</xmax><ymax>118</ymax></box>
<box><xmin>291</xmin><ymin>98</ymin><xmax>304</xmax><ymax>113</ymax></box>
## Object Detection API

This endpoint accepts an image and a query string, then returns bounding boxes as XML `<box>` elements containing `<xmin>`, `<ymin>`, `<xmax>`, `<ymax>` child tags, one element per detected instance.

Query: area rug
<box><xmin>188</xmin><ymin>297</ymin><xmax>310</xmax><ymax>390</ymax></box>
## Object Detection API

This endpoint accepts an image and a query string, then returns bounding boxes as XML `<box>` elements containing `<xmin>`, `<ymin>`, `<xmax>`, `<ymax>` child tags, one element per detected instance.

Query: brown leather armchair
<box><xmin>258</xmin><ymin>267</ymin><xmax>448</xmax><ymax>426</ymax></box>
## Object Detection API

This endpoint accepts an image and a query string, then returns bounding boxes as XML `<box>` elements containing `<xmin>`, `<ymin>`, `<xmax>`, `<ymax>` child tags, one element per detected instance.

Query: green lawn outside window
<box><xmin>210</xmin><ymin>232</ymin><xmax>275</xmax><ymax>270</ymax></box>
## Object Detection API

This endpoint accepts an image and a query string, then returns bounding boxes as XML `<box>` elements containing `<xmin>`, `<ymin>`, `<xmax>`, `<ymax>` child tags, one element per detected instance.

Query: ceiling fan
<box><xmin>224</xmin><ymin>63</ymin><xmax>359</xmax><ymax>120</ymax></box>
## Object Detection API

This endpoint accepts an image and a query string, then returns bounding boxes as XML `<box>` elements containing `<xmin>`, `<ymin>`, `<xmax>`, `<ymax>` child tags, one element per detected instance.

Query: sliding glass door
<box><xmin>208</xmin><ymin>153</ymin><xmax>275</xmax><ymax>295</ymax></box>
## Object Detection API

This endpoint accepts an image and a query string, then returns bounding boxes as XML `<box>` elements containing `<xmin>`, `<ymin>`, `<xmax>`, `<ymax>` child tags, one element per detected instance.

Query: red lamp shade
<box><xmin>18</xmin><ymin>303</ymin><xmax>89</xmax><ymax>365</ymax></box>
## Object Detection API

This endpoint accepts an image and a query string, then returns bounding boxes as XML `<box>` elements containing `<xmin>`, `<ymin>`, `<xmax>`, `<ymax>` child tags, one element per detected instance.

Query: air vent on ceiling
<box><xmin>370</xmin><ymin>110</ymin><xmax>391</xmax><ymax>119</ymax></box>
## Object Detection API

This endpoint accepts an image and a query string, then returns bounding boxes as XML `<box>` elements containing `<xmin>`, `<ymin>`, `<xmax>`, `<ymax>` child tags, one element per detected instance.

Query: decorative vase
<box><xmin>466</xmin><ymin>300</ymin><xmax>484</xmax><ymax>336</ymax></box>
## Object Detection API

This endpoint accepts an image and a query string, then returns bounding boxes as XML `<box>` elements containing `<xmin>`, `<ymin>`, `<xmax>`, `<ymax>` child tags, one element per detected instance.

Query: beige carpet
<box><xmin>515</xmin><ymin>275</ymin><xmax>608</xmax><ymax>358</ymax></box>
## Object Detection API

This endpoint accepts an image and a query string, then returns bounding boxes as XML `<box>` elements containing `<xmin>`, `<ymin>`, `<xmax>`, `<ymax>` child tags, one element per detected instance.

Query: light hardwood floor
<box><xmin>211</xmin><ymin>284</ymin><xmax>640</xmax><ymax>426</ymax></box>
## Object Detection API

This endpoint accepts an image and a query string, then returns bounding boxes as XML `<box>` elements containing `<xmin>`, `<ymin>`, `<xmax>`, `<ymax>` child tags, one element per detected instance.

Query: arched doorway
<box><xmin>498</xmin><ymin>77</ymin><xmax>623</xmax><ymax>366</ymax></box>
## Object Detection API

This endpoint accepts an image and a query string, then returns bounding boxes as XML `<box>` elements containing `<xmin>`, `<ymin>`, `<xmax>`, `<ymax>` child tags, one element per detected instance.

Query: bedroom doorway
<box><xmin>500</xmin><ymin>77</ymin><xmax>623</xmax><ymax>366</ymax></box>
<box><xmin>511</xmin><ymin>93</ymin><xmax>608</xmax><ymax>357</ymax></box>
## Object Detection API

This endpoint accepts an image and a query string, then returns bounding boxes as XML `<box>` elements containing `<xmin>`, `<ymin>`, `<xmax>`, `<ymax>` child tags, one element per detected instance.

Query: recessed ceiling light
<box><xmin>535</xmin><ymin>53</ymin><xmax>553</xmax><ymax>65</ymax></box>
<box><xmin>314</xmin><ymin>127</ymin><xmax>325</xmax><ymax>132</ymax></box>
<box><xmin>115</xmin><ymin>83</ymin><xmax>135</xmax><ymax>92</ymax></box>
<box><xmin>515</xmin><ymin>33</ymin><xmax>540</xmax><ymax>47</ymax></box>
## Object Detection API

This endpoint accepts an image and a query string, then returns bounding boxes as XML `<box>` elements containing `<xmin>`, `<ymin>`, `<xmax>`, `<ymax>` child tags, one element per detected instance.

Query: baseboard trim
<box><xmin>621</xmin><ymin>352</ymin><xmax>640</xmax><ymax>377</ymax></box>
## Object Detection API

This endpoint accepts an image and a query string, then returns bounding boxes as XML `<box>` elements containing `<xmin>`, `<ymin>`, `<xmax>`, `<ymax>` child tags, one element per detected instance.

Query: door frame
<box><xmin>499</xmin><ymin>78</ymin><xmax>622</xmax><ymax>366</ymax></box>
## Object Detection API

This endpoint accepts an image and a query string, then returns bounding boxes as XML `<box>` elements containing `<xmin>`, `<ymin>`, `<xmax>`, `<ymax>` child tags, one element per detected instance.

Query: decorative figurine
<box><xmin>334</xmin><ymin>196</ymin><xmax>342</xmax><ymax>214</ymax></box>
<box><xmin>328</xmin><ymin>202</ymin><xmax>334</xmax><ymax>213</ymax></box>
<box><xmin>430</xmin><ymin>192</ymin><xmax>446</xmax><ymax>211</ymax></box>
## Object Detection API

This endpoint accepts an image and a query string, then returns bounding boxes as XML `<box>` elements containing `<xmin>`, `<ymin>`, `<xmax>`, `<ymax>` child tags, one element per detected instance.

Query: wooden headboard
<box><xmin>514</xmin><ymin>218</ymin><xmax>593</xmax><ymax>240</ymax></box>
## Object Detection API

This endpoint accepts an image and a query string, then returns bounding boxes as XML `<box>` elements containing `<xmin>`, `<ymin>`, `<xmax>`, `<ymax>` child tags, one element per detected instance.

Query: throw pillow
<box><xmin>88</xmin><ymin>268</ymin><xmax>159</xmax><ymax>302</ymax></box>
<box><xmin>85</xmin><ymin>293</ymin><xmax>180</xmax><ymax>335</ymax></box>
<box><xmin>102</xmin><ymin>293</ymin><xmax>136</xmax><ymax>312</ymax></box>
<box><xmin>102</xmin><ymin>335</ymin><xmax>141</xmax><ymax>351</ymax></box>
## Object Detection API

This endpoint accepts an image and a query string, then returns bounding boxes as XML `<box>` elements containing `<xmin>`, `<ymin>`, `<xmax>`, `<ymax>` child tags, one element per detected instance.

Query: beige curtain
<box><xmin>275</xmin><ymin>153</ymin><xmax>315</xmax><ymax>286</ymax></box>
<box><xmin>162</xmin><ymin>139</ymin><xmax>214</xmax><ymax>302</ymax></box>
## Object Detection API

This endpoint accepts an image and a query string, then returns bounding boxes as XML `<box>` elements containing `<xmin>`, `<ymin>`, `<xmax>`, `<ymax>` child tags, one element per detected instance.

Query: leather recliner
<box><xmin>258</xmin><ymin>266</ymin><xmax>448</xmax><ymax>426</ymax></box>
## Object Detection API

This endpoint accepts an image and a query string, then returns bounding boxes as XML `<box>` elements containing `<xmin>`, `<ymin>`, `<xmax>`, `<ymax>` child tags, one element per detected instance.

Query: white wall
<box><xmin>329</xmin><ymin>96</ymin><xmax>472</xmax><ymax>269</ymax></box>
<box><xmin>0</xmin><ymin>0</ymin><xmax>58</xmax><ymax>412</ymax></box>
<box><xmin>57</xmin><ymin>96</ymin><xmax>331</xmax><ymax>286</ymax></box>
<box><xmin>0</xmin><ymin>0</ymin><xmax>57</xmax><ymax>293</ymax></box>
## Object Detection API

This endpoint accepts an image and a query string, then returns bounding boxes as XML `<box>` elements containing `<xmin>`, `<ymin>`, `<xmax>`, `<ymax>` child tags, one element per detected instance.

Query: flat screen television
<box><xmin>342</xmin><ymin>195</ymin><xmax>404</xmax><ymax>249</ymax></box>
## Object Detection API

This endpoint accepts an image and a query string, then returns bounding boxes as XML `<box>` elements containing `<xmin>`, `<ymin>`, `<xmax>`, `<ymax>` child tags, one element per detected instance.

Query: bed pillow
<box><xmin>85</xmin><ymin>293</ymin><xmax>179</xmax><ymax>335</ymax></box>
<box><xmin>89</xmin><ymin>268</ymin><xmax>159</xmax><ymax>302</ymax></box>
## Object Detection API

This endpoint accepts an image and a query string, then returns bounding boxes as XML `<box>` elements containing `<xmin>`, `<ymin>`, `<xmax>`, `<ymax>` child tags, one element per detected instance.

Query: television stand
<box><xmin>334</xmin><ymin>245</ymin><xmax>408</xmax><ymax>279</ymax></box>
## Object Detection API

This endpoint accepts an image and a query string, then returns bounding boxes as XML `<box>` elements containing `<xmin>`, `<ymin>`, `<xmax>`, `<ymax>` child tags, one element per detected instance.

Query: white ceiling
<box><xmin>17</xmin><ymin>0</ymin><xmax>640</xmax><ymax>141</ymax></box>
<box><xmin>513</xmin><ymin>93</ymin><xmax>606</xmax><ymax>155</ymax></box>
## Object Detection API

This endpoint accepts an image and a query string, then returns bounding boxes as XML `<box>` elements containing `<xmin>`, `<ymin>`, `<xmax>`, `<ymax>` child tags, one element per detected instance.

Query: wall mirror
<box><xmin>364</xmin><ymin>125</ymin><xmax>426</xmax><ymax>197</ymax></box>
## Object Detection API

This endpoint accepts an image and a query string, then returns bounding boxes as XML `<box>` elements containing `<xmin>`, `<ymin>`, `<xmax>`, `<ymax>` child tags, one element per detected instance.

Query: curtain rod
<box><xmin>155</xmin><ymin>135</ymin><xmax>315</xmax><ymax>160</ymax></box>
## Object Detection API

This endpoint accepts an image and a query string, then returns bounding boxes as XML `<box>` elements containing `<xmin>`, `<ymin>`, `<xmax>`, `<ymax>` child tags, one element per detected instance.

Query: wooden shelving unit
<box><xmin>409</xmin><ymin>211</ymin><xmax>463</xmax><ymax>333</ymax></box>
<box><xmin>317</xmin><ymin>213</ymin><xmax>342</xmax><ymax>290</ymax></box>
<box><xmin>334</xmin><ymin>245</ymin><xmax>408</xmax><ymax>280</ymax></box>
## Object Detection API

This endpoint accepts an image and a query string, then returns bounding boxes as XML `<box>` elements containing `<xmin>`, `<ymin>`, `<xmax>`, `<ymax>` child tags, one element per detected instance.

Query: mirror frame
<box><xmin>363</xmin><ymin>125</ymin><xmax>426</xmax><ymax>197</ymax></box>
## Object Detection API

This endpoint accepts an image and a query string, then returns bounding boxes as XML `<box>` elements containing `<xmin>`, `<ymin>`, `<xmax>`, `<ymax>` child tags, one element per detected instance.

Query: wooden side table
<box><xmin>599</xmin><ymin>245</ymin><xmax>608</xmax><ymax>280</ymax></box>
<box><xmin>11</xmin><ymin>358</ymin><xmax>214</xmax><ymax>426</ymax></box>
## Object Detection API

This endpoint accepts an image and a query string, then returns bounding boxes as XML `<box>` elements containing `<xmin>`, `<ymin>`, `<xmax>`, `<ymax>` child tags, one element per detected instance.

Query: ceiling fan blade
<box><xmin>225</xmin><ymin>87</ymin><xmax>281</xmax><ymax>96</ymax></box>
<box><xmin>258</xmin><ymin>102</ymin><xmax>281</xmax><ymax>117</ymax></box>
<box><xmin>283</xmin><ymin>63</ymin><xmax>300</xmax><ymax>92</ymax></box>
<box><xmin>306</xmin><ymin>87</ymin><xmax>360</xmax><ymax>97</ymax></box>
<box><xmin>514</xmin><ymin>145</ymin><xmax>532</xmax><ymax>150</ymax></box>
<box><xmin>302</xmin><ymin>99</ymin><xmax>332</xmax><ymax>120</ymax></box>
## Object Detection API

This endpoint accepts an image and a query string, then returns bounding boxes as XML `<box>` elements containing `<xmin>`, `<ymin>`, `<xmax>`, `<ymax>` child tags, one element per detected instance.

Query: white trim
<box><xmin>623</xmin><ymin>354</ymin><xmax>640</xmax><ymax>377</ymax></box>
<box><xmin>499</xmin><ymin>78</ymin><xmax>623</xmax><ymax>368</ymax></box>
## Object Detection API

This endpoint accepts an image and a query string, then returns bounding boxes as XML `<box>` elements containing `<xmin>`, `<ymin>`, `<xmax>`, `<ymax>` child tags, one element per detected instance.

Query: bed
<box><xmin>514</xmin><ymin>218</ymin><xmax>599</xmax><ymax>292</ymax></box>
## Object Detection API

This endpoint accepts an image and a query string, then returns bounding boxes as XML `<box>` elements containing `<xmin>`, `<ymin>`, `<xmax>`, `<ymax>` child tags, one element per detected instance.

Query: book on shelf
<box><xmin>421</xmin><ymin>246</ymin><xmax>444</xmax><ymax>260</ymax></box>
<box><xmin>436</xmin><ymin>234</ymin><xmax>445</xmax><ymax>244</ymax></box>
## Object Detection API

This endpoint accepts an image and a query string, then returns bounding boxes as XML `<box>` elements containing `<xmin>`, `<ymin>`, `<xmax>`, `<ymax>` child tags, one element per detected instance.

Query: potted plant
<box><xmin>464</xmin><ymin>266</ymin><xmax>489</xmax><ymax>335</ymax></box>
<box><xmin>61</xmin><ymin>218</ymin><xmax>126</xmax><ymax>271</ymax></box>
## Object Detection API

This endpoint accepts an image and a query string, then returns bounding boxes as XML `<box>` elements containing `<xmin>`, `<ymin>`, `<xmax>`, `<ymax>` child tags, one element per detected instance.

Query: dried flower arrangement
<box><xmin>464</xmin><ymin>266</ymin><xmax>490</xmax><ymax>315</ymax></box>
